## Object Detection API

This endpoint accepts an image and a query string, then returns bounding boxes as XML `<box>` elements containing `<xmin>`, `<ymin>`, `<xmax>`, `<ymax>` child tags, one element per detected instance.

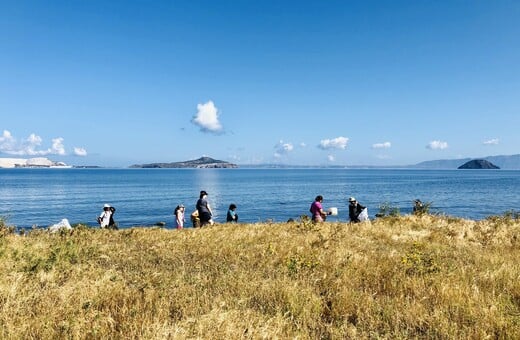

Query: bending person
<box><xmin>348</xmin><ymin>197</ymin><xmax>366</xmax><ymax>223</ymax></box>
<box><xmin>310</xmin><ymin>195</ymin><xmax>331</xmax><ymax>223</ymax></box>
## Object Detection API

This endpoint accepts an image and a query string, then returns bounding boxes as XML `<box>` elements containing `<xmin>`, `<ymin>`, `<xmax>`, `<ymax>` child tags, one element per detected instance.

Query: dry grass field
<box><xmin>0</xmin><ymin>213</ymin><xmax>519</xmax><ymax>339</ymax></box>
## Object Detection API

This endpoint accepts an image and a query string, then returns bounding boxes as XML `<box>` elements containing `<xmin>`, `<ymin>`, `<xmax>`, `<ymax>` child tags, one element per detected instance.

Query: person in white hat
<box><xmin>348</xmin><ymin>197</ymin><xmax>366</xmax><ymax>223</ymax></box>
<box><xmin>97</xmin><ymin>203</ymin><xmax>115</xmax><ymax>228</ymax></box>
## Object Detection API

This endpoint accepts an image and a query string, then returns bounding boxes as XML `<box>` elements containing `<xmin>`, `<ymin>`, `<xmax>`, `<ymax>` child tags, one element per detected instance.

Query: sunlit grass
<box><xmin>0</xmin><ymin>214</ymin><xmax>519</xmax><ymax>338</ymax></box>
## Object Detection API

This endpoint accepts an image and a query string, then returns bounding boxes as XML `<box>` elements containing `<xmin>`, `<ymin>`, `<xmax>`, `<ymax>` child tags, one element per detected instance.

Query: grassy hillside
<box><xmin>1</xmin><ymin>214</ymin><xmax>519</xmax><ymax>339</ymax></box>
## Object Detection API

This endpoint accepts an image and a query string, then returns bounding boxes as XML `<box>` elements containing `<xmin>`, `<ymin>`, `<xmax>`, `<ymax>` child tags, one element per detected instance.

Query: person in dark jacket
<box><xmin>348</xmin><ymin>197</ymin><xmax>365</xmax><ymax>223</ymax></box>
<box><xmin>196</xmin><ymin>190</ymin><xmax>214</xmax><ymax>226</ymax></box>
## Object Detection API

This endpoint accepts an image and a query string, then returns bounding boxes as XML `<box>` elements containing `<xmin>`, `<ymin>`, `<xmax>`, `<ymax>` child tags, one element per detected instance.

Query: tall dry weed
<box><xmin>0</xmin><ymin>215</ymin><xmax>519</xmax><ymax>338</ymax></box>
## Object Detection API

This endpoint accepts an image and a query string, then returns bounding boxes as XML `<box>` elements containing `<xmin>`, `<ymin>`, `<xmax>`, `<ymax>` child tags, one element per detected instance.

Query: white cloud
<box><xmin>327</xmin><ymin>155</ymin><xmax>335</xmax><ymax>162</ymax></box>
<box><xmin>0</xmin><ymin>130</ymin><xmax>70</xmax><ymax>156</ymax></box>
<box><xmin>299</xmin><ymin>142</ymin><xmax>307</xmax><ymax>147</ymax></box>
<box><xmin>16</xmin><ymin>133</ymin><xmax>45</xmax><ymax>155</ymax></box>
<box><xmin>318</xmin><ymin>136</ymin><xmax>349</xmax><ymax>150</ymax></box>
<box><xmin>191</xmin><ymin>100</ymin><xmax>223</xmax><ymax>133</ymax></box>
<box><xmin>73</xmin><ymin>147</ymin><xmax>88</xmax><ymax>156</ymax></box>
<box><xmin>372</xmin><ymin>142</ymin><xmax>391</xmax><ymax>149</ymax></box>
<box><xmin>0</xmin><ymin>130</ymin><xmax>16</xmax><ymax>152</ymax></box>
<box><xmin>426</xmin><ymin>140</ymin><xmax>448</xmax><ymax>150</ymax></box>
<box><xmin>27</xmin><ymin>133</ymin><xmax>42</xmax><ymax>145</ymax></box>
<box><xmin>274</xmin><ymin>140</ymin><xmax>294</xmax><ymax>158</ymax></box>
<box><xmin>51</xmin><ymin>137</ymin><xmax>66</xmax><ymax>155</ymax></box>
<box><xmin>483</xmin><ymin>138</ymin><xmax>499</xmax><ymax>145</ymax></box>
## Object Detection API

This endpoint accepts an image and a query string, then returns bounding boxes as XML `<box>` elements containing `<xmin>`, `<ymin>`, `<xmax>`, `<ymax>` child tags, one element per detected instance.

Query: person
<box><xmin>413</xmin><ymin>199</ymin><xmax>425</xmax><ymax>214</ymax></box>
<box><xmin>97</xmin><ymin>204</ymin><xmax>116</xmax><ymax>229</ymax></box>
<box><xmin>196</xmin><ymin>190</ymin><xmax>214</xmax><ymax>226</ymax></box>
<box><xmin>309</xmin><ymin>195</ymin><xmax>331</xmax><ymax>222</ymax></box>
<box><xmin>108</xmin><ymin>206</ymin><xmax>117</xmax><ymax>229</ymax></box>
<box><xmin>348</xmin><ymin>197</ymin><xmax>366</xmax><ymax>223</ymax></box>
<box><xmin>174</xmin><ymin>204</ymin><xmax>185</xmax><ymax>229</ymax></box>
<box><xmin>226</xmin><ymin>203</ymin><xmax>238</xmax><ymax>223</ymax></box>
<box><xmin>190</xmin><ymin>209</ymin><xmax>200</xmax><ymax>228</ymax></box>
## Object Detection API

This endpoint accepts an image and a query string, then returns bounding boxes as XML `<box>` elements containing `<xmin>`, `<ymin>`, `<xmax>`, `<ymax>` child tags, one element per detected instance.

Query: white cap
<box><xmin>348</xmin><ymin>197</ymin><xmax>356</xmax><ymax>202</ymax></box>
<box><xmin>103</xmin><ymin>204</ymin><xmax>111</xmax><ymax>208</ymax></box>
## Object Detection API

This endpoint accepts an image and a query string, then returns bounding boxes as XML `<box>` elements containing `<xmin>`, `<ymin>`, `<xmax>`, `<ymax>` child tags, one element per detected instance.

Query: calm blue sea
<box><xmin>0</xmin><ymin>168</ymin><xmax>518</xmax><ymax>228</ymax></box>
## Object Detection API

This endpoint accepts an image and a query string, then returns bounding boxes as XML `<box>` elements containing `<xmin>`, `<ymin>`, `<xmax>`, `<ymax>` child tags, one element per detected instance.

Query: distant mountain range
<box><xmin>413</xmin><ymin>154</ymin><xmax>520</xmax><ymax>169</ymax></box>
<box><xmin>129</xmin><ymin>157</ymin><xmax>238</xmax><ymax>169</ymax></box>
<box><xmin>240</xmin><ymin>154</ymin><xmax>520</xmax><ymax>169</ymax></box>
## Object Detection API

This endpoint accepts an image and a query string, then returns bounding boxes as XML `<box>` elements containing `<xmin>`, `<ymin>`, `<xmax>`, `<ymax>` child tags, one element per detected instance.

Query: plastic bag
<box><xmin>358</xmin><ymin>208</ymin><xmax>369</xmax><ymax>222</ymax></box>
<box><xmin>49</xmin><ymin>218</ymin><xmax>72</xmax><ymax>233</ymax></box>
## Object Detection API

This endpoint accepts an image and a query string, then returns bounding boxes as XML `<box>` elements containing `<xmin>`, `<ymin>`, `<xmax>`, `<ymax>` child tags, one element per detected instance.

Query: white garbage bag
<box><xmin>358</xmin><ymin>208</ymin><xmax>369</xmax><ymax>222</ymax></box>
<box><xmin>49</xmin><ymin>218</ymin><xmax>72</xmax><ymax>233</ymax></box>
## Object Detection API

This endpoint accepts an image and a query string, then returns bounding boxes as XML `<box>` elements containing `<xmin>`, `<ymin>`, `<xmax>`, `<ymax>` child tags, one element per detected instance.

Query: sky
<box><xmin>1</xmin><ymin>1</ymin><xmax>519</xmax><ymax>167</ymax></box>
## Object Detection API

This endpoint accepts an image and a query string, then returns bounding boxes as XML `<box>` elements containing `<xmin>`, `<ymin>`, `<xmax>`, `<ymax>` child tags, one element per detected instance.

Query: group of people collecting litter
<box><xmin>98</xmin><ymin>190</ymin><xmax>424</xmax><ymax>229</ymax></box>
<box><xmin>310</xmin><ymin>195</ymin><xmax>368</xmax><ymax>223</ymax></box>
<box><xmin>97</xmin><ymin>190</ymin><xmax>238</xmax><ymax>230</ymax></box>
<box><xmin>173</xmin><ymin>191</ymin><xmax>238</xmax><ymax>229</ymax></box>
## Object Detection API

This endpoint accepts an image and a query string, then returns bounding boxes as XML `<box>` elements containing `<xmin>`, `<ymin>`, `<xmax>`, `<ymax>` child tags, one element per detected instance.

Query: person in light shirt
<box><xmin>97</xmin><ymin>203</ymin><xmax>116</xmax><ymax>228</ymax></box>
<box><xmin>174</xmin><ymin>204</ymin><xmax>185</xmax><ymax>229</ymax></box>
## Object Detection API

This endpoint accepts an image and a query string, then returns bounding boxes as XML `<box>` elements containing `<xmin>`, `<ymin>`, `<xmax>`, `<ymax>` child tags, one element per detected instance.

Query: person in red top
<box><xmin>309</xmin><ymin>195</ymin><xmax>331</xmax><ymax>222</ymax></box>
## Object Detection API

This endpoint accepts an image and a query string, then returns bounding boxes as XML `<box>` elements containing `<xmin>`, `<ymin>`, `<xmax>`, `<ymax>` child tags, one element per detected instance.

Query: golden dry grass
<box><xmin>0</xmin><ymin>214</ymin><xmax>519</xmax><ymax>339</ymax></box>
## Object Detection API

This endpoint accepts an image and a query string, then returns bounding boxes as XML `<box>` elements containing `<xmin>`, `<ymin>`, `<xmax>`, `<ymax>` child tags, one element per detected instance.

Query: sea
<box><xmin>0</xmin><ymin>168</ymin><xmax>519</xmax><ymax>229</ymax></box>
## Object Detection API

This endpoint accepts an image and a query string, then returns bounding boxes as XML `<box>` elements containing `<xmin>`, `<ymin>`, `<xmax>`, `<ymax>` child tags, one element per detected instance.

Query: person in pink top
<box><xmin>309</xmin><ymin>195</ymin><xmax>331</xmax><ymax>222</ymax></box>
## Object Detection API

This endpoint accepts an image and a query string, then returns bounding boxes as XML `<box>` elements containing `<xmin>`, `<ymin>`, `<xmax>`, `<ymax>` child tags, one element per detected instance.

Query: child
<box><xmin>226</xmin><ymin>204</ymin><xmax>238</xmax><ymax>223</ymax></box>
<box><xmin>174</xmin><ymin>204</ymin><xmax>185</xmax><ymax>229</ymax></box>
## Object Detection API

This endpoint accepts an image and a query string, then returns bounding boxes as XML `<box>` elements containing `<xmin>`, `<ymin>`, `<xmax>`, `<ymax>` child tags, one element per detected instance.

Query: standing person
<box><xmin>226</xmin><ymin>204</ymin><xmax>238</xmax><ymax>223</ymax></box>
<box><xmin>97</xmin><ymin>204</ymin><xmax>114</xmax><ymax>229</ymax></box>
<box><xmin>196</xmin><ymin>190</ymin><xmax>214</xmax><ymax>226</ymax></box>
<box><xmin>309</xmin><ymin>195</ymin><xmax>331</xmax><ymax>222</ymax></box>
<box><xmin>108</xmin><ymin>206</ymin><xmax>117</xmax><ymax>229</ymax></box>
<box><xmin>174</xmin><ymin>204</ymin><xmax>185</xmax><ymax>229</ymax></box>
<box><xmin>348</xmin><ymin>197</ymin><xmax>366</xmax><ymax>223</ymax></box>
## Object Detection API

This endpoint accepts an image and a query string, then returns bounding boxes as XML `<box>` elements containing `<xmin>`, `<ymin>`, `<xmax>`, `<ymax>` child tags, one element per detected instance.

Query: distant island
<box><xmin>129</xmin><ymin>157</ymin><xmax>238</xmax><ymax>169</ymax></box>
<box><xmin>458</xmin><ymin>159</ymin><xmax>500</xmax><ymax>169</ymax></box>
<box><xmin>413</xmin><ymin>154</ymin><xmax>520</xmax><ymax>170</ymax></box>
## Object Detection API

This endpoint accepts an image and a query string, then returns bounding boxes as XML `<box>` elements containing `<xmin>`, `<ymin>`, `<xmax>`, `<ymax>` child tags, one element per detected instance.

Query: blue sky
<box><xmin>1</xmin><ymin>1</ymin><xmax>519</xmax><ymax>167</ymax></box>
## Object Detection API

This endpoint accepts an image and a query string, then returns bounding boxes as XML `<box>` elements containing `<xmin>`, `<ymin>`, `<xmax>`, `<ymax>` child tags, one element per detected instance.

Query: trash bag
<box><xmin>358</xmin><ymin>208</ymin><xmax>369</xmax><ymax>222</ymax></box>
<box><xmin>49</xmin><ymin>218</ymin><xmax>72</xmax><ymax>233</ymax></box>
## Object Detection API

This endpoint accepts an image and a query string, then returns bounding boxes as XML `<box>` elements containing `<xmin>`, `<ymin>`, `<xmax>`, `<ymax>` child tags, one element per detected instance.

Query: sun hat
<box><xmin>103</xmin><ymin>203</ymin><xmax>111</xmax><ymax>208</ymax></box>
<box><xmin>348</xmin><ymin>197</ymin><xmax>356</xmax><ymax>202</ymax></box>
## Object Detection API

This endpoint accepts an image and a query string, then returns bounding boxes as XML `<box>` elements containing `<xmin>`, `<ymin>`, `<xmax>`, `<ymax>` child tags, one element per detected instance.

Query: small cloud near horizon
<box><xmin>427</xmin><ymin>140</ymin><xmax>448</xmax><ymax>150</ymax></box>
<box><xmin>372</xmin><ymin>142</ymin><xmax>391</xmax><ymax>149</ymax></box>
<box><xmin>191</xmin><ymin>101</ymin><xmax>223</xmax><ymax>134</ymax></box>
<box><xmin>483</xmin><ymin>138</ymin><xmax>499</xmax><ymax>145</ymax></box>
<box><xmin>73</xmin><ymin>147</ymin><xmax>88</xmax><ymax>156</ymax></box>
<box><xmin>318</xmin><ymin>136</ymin><xmax>349</xmax><ymax>150</ymax></box>
<box><xmin>274</xmin><ymin>140</ymin><xmax>294</xmax><ymax>158</ymax></box>
<box><xmin>327</xmin><ymin>155</ymin><xmax>335</xmax><ymax>162</ymax></box>
<box><xmin>0</xmin><ymin>130</ymin><xmax>68</xmax><ymax>156</ymax></box>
